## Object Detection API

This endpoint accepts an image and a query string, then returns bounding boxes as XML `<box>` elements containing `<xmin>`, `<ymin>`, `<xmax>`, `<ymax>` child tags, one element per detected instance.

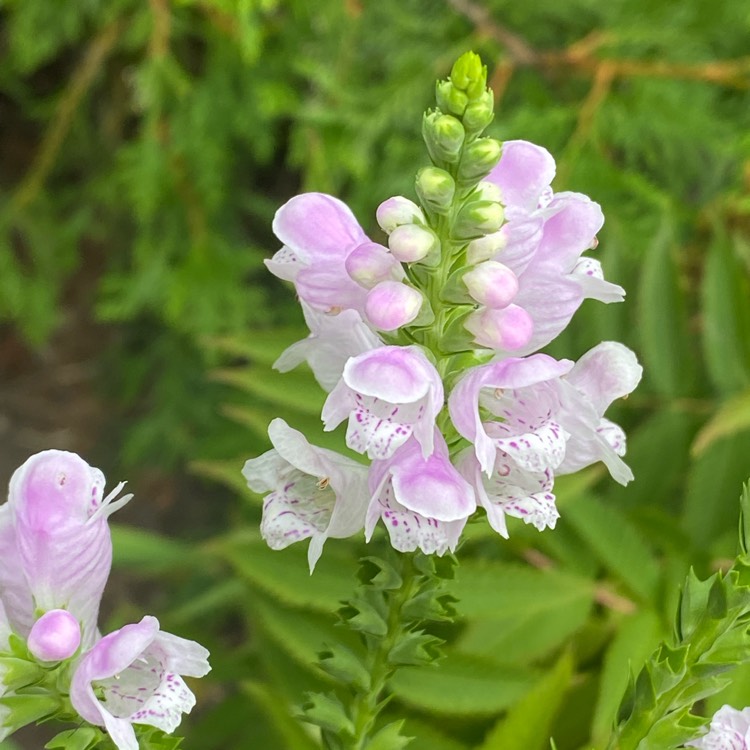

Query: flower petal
<box><xmin>487</xmin><ymin>140</ymin><xmax>556</xmax><ymax>212</ymax></box>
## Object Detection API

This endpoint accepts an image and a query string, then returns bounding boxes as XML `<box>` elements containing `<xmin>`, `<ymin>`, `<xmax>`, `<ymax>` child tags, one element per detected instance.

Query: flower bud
<box><xmin>453</xmin><ymin>201</ymin><xmax>504</xmax><ymax>239</ymax></box>
<box><xmin>463</xmin><ymin>90</ymin><xmax>495</xmax><ymax>133</ymax></box>
<box><xmin>345</xmin><ymin>241</ymin><xmax>403</xmax><ymax>288</ymax></box>
<box><xmin>423</xmin><ymin>112</ymin><xmax>465</xmax><ymax>165</ymax></box>
<box><xmin>365</xmin><ymin>281</ymin><xmax>423</xmax><ymax>331</ymax></box>
<box><xmin>388</xmin><ymin>224</ymin><xmax>439</xmax><ymax>263</ymax></box>
<box><xmin>435</xmin><ymin>81</ymin><xmax>468</xmax><ymax>117</ymax></box>
<box><xmin>457</xmin><ymin>138</ymin><xmax>502</xmax><ymax>183</ymax></box>
<box><xmin>474</xmin><ymin>181</ymin><xmax>502</xmax><ymax>203</ymax></box>
<box><xmin>466</xmin><ymin>229</ymin><xmax>507</xmax><ymax>264</ymax></box>
<box><xmin>464</xmin><ymin>305</ymin><xmax>534</xmax><ymax>351</ymax></box>
<box><xmin>416</xmin><ymin>167</ymin><xmax>455</xmax><ymax>214</ymax></box>
<box><xmin>450</xmin><ymin>52</ymin><xmax>487</xmax><ymax>97</ymax></box>
<box><xmin>463</xmin><ymin>261</ymin><xmax>519</xmax><ymax>309</ymax></box>
<box><xmin>28</xmin><ymin>610</ymin><xmax>81</xmax><ymax>662</ymax></box>
<box><xmin>376</xmin><ymin>196</ymin><xmax>425</xmax><ymax>234</ymax></box>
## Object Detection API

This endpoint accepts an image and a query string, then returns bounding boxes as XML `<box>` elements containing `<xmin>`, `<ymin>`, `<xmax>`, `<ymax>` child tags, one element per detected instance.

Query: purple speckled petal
<box><xmin>485</xmin><ymin>419</ymin><xmax>567</xmax><ymax>473</ymax></box>
<box><xmin>70</xmin><ymin>616</ymin><xmax>210</xmax><ymax>750</ymax></box>
<box><xmin>242</xmin><ymin>419</ymin><xmax>370</xmax><ymax>570</ymax></box>
<box><xmin>345</xmin><ymin>407</ymin><xmax>414</xmax><ymax>460</ymax></box>
<box><xmin>448</xmin><ymin>355</ymin><xmax>573</xmax><ymax>475</ymax></box>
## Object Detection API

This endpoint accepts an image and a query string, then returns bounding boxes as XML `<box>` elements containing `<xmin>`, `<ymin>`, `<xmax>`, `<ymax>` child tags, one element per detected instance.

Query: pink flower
<box><xmin>274</xmin><ymin>302</ymin><xmax>383</xmax><ymax>392</ymax></box>
<box><xmin>686</xmin><ymin>705</ymin><xmax>750</xmax><ymax>750</ymax></box>
<box><xmin>242</xmin><ymin>419</ymin><xmax>370</xmax><ymax>571</ymax></box>
<box><xmin>70</xmin><ymin>616</ymin><xmax>210</xmax><ymax>750</ymax></box>
<box><xmin>0</xmin><ymin>450</ymin><xmax>131</xmax><ymax>646</ymax></box>
<box><xmin>479</xmin><ymin>140</ymin><xmax>625</xmax><ymax>356</ymax></box>
<box><xmin>322</xmin><ymin>346</ymin><xmax>444</xmax><ymax>460</ymax></box>
<box><xmin>366</xmin><ymin>434</ymin><xmax>476</xmax><ymax>555</ymax></box>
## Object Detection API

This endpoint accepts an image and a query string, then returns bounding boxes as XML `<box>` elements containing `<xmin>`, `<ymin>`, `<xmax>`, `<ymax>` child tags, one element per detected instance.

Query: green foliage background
<box><xmin>1</xmin><ymin>0</ymin><xmax>750</xmax><ymax>748</ymax></box>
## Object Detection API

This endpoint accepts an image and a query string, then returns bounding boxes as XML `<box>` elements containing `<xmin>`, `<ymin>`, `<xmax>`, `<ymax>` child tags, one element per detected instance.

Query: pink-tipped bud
<box><xmin>388</xmin><ymin>224</ymin><xmax>438</xmax><ymax>263</ymax></box>
<box><xmin>465</xmin><ymin>304</ymin><xmax>533</xmax><ymax>351</ymax></box>
<box><xmin>376</xmin><ymin>196</ymin><xmax>425</xmax><ymax>234</ymax></box>
<box><xmin>463</xmin><ymin>261</ymin><xmax>519</xmax><ymax>309</ymax></box>
<box><xmin>365</xmin><ymin>281</ymin><xmax>423</xmax><ymax>331</ymax></box>
<box><xmin>345</xmin><ymin>241</ymin><xmax>403</xmax><ymax>289</ymax></box>
<box><xmin>28</xmin><ymin>609</ymin><xmax>81</xmax><ymax>662</ymax></box>
<box><xmin>466</xmin><ymin>229</ymin><xmax>507</xmax><ymax>265</ymax></box>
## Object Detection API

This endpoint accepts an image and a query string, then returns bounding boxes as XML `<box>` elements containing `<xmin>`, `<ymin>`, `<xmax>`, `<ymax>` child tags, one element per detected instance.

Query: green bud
<box><xmin>422</xmin><ymin>111</ymin><xmax>465</xmax><ymax>165</ymax></box>
<box><xmin>457</xmin><ymin>138</ymin><xmax>502</xmax><ymax>184</ymax></box>
<box><xmin>453</xmin><ymin>200</ymin><xmax>504</xmax><ymax>239</ymax></box>
<box><xmin>450</xmin><ymin>52</ymin><xmax>486</xmax><ymax>96</ymax></box>
<box><xmin>415</xmin><ymin>166</ymin><xmax>455</xmax><ymax>214</ymax></box>
<box><xmin>435</xmin><ymin>80</ymin><xmax>468</xmax><ymax>116</ymax></box>
<box><xmin>463</xmin><ymin>90</ymin><xmax>495</xmax><ymax>133</ymax></box>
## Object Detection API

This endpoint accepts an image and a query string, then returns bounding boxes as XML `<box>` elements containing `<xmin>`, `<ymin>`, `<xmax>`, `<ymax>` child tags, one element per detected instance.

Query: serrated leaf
<box><xmin>318</xmin><ymin>643</ymin><xmax>371</xmax><ymax>691</ymax></box>
<box><xmin>591</xmin><ymin>610</ymin><xmax>664</xmax><ymax>746</ymax></box>
<box><xmin>300</xmin><ymin>692</ymin><xmax>354</xmax><ymax>736</ymax></box>
<box><xmin>367</xmin><ymin>720</ymin><xmax>413</xmax><ymax>750</ymax></box>
<box><xmin>565</xmin><ymin>494</ymin><xmax>660</xmax><ymax>602</ymax></box>
<box><xmin>389</xmin><ymin>652</ymin><xmax>536</xmax><ymax>717</ymax></box>
<box><xmin>388</xmin><ymin>631</ymin><xmax>443</xmax><ymax>666</ymax></box>
<box><xmin>44</xmin><ymin>728</ymin><xmax>101</xmax><ymax>750</ymax></box>
<box><xmin>477</xmin><ymin>650</ymin><xmax>574</xmax><ymax>750</ymax></box>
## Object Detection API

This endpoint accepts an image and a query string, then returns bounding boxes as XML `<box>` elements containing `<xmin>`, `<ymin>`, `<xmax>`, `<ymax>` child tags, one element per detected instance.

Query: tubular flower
<box><xmin>1</xmin><ymin>450</ymin><xmax>131</xmax><ymax>646</ymax></box>
<box><xmin>366</xmin><ymin>434</ymin><xmax>476</xmax><ymax>555</ymax></box>
<box><xmin>322</xmin><ymin>346</ymin><xmax>444</xmax><ymax>460</ymax></box>
<box><xmin>70</xmin><ymin>616</ymin><xmax>210</xmax><ymax>750</ymax></box>
<box><xmin>242</xmin><ymin>418</ymin><xmax>370</xmax><ymax>571</ymax></box>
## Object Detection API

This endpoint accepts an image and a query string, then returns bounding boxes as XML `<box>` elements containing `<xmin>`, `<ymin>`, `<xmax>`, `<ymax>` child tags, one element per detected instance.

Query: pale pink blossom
<box><xmin>70</xmin><ymin>616</ymin><xmax>210</xmax><ymax>750</ymax></box>
<box><xmin>366</xmin><ymin>434</ymin><xmax>476</xmax><ymax>555</ymax></box>
<box><xmin>322</xmin><ymin>346</ymin><xmax>443</xmax><ymax>460</ymax></box>
<box><xmin>242</xmin><ymin>419</ymin><xmax>370</xmax><ymax>571</ymax></box>
<box><xmin>686</xmin><ymin>705</ymin><xmax>750</xmax><ymax>750</ymax></box>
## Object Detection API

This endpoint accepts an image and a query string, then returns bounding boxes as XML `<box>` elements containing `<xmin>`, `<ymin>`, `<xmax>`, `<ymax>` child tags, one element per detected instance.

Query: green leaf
<box><xmin>700</xmin><ymin>230</ymin><xmax>750</xmax><ymax>393</ymax></box>
<box><xmin>45</xmin><ymin>729</ymin><xmax>101</xmax><ymax>750</ymax></box>
<box><xmin>367</xmin><ymin>721</ymin><xmax>414</xmax><ymax>750</ymax></box>
<box><xmin>318</xmin><ymin>643</ymin><xmax>371</xmax><ymax>691</ymax></box>
<box><xmin>300</xmin><ymin>692</ymin><xmax>355</xmax><ymax>736</ymax></box>
<box><xmin>565</xmin><ymin>494</ymin><xmax>660</xmax><ymax>602</ymax></box>
<box><xmin>389</xmin><ymin>652</ymin><xmax>536</xmax><ymax>717</ymax></box>
<box><xmin>219</xmin><ymin>530</ymin><xmax>357</xmax><ymax>612</ymax></box>
<box><xmin>451</xmin><ymin>560</ymin><xmax>594</xmax><ymax>664</ymax></box>
<box><xmin>591</xmin><ymin>610</ymin><xmax>664</xmax><ymax>745</ymax></box>
<box><xmin>636</xmin><ymin>213</ymin><xmax>697</xmax><ymax>397</ymax></box>
<box><xmin>692</xmin><ymin>390</ymin><xmax>750</xmax><ymax>456</ymax></box>
<box><xmin>476</xmin><ymin>650</ymin><xmax>574</xmax><ymax>750</ymax></box>
<box><xmin>110</xmin><ymin>525</ymin><xmax>203</xmax><ymax>573</ymax></box>
<box><xmin>241</xmin><ymin>681</ymin><xmax>320</xmax><ymax>750</ymax></box>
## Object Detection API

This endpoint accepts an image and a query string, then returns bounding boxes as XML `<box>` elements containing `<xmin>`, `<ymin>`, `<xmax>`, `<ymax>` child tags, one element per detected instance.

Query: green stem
<box><xmin>348</xmin><ymin>553</ymin><xmax>420</xmax><ymax>749</ymax></box>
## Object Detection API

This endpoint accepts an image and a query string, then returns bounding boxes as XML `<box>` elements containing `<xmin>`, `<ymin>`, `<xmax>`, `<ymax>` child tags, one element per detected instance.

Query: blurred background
<box><xmin>1</xmin><ymin>1</ymin><xmax>749</xmax><ymax>748</ymax></box>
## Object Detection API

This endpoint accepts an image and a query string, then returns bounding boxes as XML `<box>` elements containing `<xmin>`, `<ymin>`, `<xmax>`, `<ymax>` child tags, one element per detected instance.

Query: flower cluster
<box><xmin>0</xmin><ymin>450</ymin><xmax>210</xmax><ymax>748</ymax></box>
<box><xmin>244</xmin><ymin>52</ymin><xmax>642</xmax><ymax>569</ymax></box>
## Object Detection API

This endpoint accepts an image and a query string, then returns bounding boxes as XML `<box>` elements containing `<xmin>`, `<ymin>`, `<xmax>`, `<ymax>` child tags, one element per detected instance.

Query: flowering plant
<box><xmin>242</xmin><ymin>51</ymin><xmax>643</xmax><ymax>748</ymax></box>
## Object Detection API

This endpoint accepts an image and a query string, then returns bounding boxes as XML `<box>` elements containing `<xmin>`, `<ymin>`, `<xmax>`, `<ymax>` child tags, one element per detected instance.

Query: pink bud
<box><xmin>463</xmin><ymin>261</ymin><xmax>519</xmax><ymax>308</ymax></box>
<box><xmin>388</xmin><ymin>224</ymin><xmax>437</xmax><ymax>263</ymax></box>
<box><xmin>465</xmin><ymin>304</ymin><xmax>533</xmax><ymax>351</ymax></box>
<box><xmin>376</xmin><ymin>196</ymin><xmax>425</xmax><ymax>234</ymax></box>
<box><xmin>365</xmin><ymin>281</ymin><xmax>423</xmax><ymax>331</ymax></box>
<box><xmin>466</xmin><ymin>228</ymin><xmax>507</xmax><ymax>264</ymax></box>
<box><xmin>28</xmin><ymin>609</ymin><xmax>81</xmax><ymax>662</ymax></box>
<box><xmin>345</xmin><ymin>241</ymin><xmax>403</xmax><ymax>288</ymax></box>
